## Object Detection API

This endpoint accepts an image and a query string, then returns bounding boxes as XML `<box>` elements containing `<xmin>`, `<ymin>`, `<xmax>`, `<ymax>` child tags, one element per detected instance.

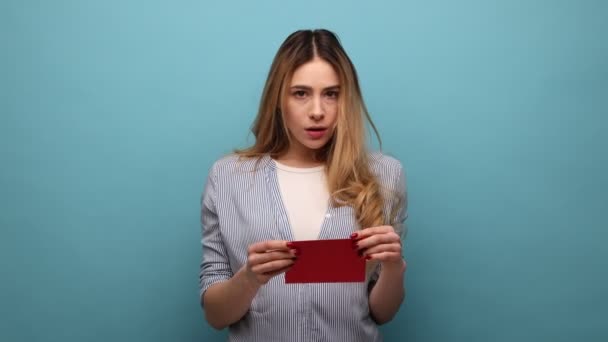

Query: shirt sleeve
<box><xmin>368</xmin><ymin>162</ymin><xmax>408</xmax><ymax>286</ymax></box>
<box><xmin>199</xmin><ymin>164</ymin><xmax>233</xmax><ymax>302</ymax></box>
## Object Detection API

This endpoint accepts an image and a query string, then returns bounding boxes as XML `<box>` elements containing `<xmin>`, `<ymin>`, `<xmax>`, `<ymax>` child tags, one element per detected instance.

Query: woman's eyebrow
<box><xmin>290</xmin><ymin>85</ymin><xmax>341</xmax><ymax>91</ymax></box>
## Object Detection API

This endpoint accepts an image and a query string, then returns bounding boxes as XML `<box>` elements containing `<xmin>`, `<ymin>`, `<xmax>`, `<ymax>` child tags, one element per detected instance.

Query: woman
<box><xmin>199</xmin><ymin>29</ymin><xmax>408</xmax><ymax>341</ymax></box>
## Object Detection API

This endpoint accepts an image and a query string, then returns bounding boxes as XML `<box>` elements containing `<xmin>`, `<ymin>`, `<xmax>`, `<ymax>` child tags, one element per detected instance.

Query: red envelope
<box><xmin>285</xmin><ymin>239</ymin><xmax>365</xmax><ymax>283</ymax></box>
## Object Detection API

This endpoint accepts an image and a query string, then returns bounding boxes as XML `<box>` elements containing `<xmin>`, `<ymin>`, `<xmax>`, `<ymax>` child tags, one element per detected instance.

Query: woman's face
<box><xmin>282</xmin><ymin>57</ymin><xmax>340</xmax><ymax>161</ymax></box>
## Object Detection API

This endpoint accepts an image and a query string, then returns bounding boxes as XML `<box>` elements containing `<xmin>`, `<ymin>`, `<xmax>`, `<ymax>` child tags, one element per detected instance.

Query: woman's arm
<box><xmin>199</xmin><ymin>166</ymin><xmax>296</xmax><ymax>329</ymax></box>
<box><xmin>202</xmin><ymin>266</ymin><xmax>261</xmax><ymax>329</ymax></box>
<box><xmin>202</xmin><ymin>241</ymin><xmax>296</xmax><ymax>330</ymax></box>
<box><xmin>353</xmin><ymin>226</ymin><xmax>406</xmax><ymax>324</ymax></box>
<box><xmin>366</xmin><ymin>161</ymin><xmax>409</xmax><ymax>323</ymax></box>
<box><xmin>368</xmin><ymin>258</ymin><xmax>407</xmax><ymax>324</ymax></box>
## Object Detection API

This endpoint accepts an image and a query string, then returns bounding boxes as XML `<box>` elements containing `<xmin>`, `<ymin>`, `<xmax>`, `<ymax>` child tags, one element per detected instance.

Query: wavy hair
<box><xmin>237</xmin><ymin>29</ymin><xmax>401</xmax><ymax>229</ymax></box>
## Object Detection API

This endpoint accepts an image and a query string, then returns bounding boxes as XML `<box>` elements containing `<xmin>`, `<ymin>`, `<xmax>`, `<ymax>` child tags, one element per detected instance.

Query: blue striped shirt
<box><xmin>199</xmin><ymin>152</ymin><xmax>407</xmax><ymax>341</ymax></box>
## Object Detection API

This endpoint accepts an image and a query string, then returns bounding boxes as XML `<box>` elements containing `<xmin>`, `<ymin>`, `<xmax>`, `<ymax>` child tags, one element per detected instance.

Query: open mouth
<box><xmin>305</xmin><ymin>127</ymin><xmax>327</xmax><ymax>139</ymax></box>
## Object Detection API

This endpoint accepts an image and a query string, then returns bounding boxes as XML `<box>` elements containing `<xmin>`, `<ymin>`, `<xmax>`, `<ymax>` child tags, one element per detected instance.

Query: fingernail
<box><xmin>293</xmin><ymin>248</ymin><xmax>301</xmax><ymax>256</ymax></box>
<box><xmin>365</xmin><ymin>255</ymin><xmax>372</xmax><ymax>260</ymax></box>
<box><xmin>350</xmin><ymin>233</ymin><xmax>358</xmax><ymax>239</ymax></box>
<box><xmin>287</xmin><ymin>242</ymin><xmax>295</xmax><ymax>248</ymax></box>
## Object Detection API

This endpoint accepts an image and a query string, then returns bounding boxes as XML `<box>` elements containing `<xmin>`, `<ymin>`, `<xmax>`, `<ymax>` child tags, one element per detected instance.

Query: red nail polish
<box><xmin>350</xmin><ymin>233</ymin><xmax>358</xmax><ymax>239</ymax></box>
<box><xmin>287</xmin><ymin>242</ymin><xmax>295</xmax><ymax>248</ymax></box>
<box><xmin>365</xmin><ymin>255</ymin><xmax>372</xmax><ymax>260</ymax></box>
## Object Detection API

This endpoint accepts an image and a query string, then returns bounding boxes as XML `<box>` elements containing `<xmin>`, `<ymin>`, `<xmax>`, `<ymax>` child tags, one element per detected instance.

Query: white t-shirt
<box><xmin>274</xmin><ymin>160</ymin><xmax>329</xmax><ymax>241</ymax></box>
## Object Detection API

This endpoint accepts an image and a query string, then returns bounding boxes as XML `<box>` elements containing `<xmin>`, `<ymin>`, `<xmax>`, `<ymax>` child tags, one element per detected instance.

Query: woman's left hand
<box><xmin>351</xmin><ymin>226</ymin><xmax>403</xmax><ymax>267</ymax></box>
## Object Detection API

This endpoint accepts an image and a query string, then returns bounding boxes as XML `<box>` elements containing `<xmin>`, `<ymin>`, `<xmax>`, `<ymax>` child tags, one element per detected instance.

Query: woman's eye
<box><xmin>325</xmin><ymin>91</ymin><xmax>339</xmax><ymax>99</ymax></box>
<box><xmin>293</xmin><ymin>90</ymin><xmax>307</xmax><ymax>98</ymax></box>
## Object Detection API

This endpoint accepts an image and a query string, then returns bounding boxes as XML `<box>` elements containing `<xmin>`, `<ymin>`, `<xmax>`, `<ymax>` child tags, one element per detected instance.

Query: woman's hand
<box><xmin>245</xmin><ymin>240</ymin><xmax>297</xmax><ymax>286</ymax></box>
<box><xmin>351</xmin><ymin>226</ymin><xmax>404</xmax><ymax>269</ymax></box>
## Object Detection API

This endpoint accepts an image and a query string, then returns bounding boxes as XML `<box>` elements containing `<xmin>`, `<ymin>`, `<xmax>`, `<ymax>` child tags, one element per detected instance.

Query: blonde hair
<box><xmin>237</xmin><ymin>29</ymin><xmax>400</xmax><ymax>229</ymax></box>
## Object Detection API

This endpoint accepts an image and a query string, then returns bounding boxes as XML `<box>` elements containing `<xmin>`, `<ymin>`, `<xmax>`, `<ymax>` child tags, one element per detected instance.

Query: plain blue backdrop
<box><xmin>1</xmin><ymin>1</ymin><xmax>607</xmax><ymax>341</ymax></box>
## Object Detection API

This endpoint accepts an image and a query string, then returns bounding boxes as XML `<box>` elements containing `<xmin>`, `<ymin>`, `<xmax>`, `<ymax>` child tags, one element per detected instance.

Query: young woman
<box><xmin>199</xmin><ymin>29</ymin><xmax>408</xmax><ymax>341</ymax></box>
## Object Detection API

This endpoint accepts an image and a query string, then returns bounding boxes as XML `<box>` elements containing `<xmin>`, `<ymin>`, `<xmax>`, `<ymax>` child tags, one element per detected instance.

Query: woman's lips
<box><xmin>305</xmin><ymin>128</ymin><xmax>327</xmax><ymax>139</ymax></box>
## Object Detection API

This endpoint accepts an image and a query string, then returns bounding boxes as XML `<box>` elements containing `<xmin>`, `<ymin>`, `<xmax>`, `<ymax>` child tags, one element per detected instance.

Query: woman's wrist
<box><xmin>380</xmin><ymin>258</ymin><xmax>406</xmax><ymax>275</ymax></box>
<box><xmin>236</xmin><ymin>266</ymin><xmax>263</xmax><ymax>293</ymax></box>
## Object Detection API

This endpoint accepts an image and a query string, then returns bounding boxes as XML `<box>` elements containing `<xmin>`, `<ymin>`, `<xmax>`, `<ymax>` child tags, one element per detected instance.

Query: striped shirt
<box><xmin>199</xmin><ymin>152</ymin><xmax>408</xmax><ymax>342</ymax></box>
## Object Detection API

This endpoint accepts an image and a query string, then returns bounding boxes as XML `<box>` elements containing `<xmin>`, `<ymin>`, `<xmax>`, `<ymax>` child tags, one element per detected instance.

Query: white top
<box><xmin>274</xmin><ymin>160</ymin><xmax>329</xmax><ymax>241</ymax></box>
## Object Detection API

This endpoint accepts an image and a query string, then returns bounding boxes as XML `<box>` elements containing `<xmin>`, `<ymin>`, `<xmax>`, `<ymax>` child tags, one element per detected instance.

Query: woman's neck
<box><xmin>275</xmin><ymin>149</ymin><xmax>325</xmax><ymax>168</ymax></box>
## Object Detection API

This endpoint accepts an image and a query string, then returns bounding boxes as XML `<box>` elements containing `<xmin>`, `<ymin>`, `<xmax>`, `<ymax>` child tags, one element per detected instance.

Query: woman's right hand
<box><xmin>245</xmin><ymin>240</ymin><xmax>297</xmax><ymax>286</ymax></box>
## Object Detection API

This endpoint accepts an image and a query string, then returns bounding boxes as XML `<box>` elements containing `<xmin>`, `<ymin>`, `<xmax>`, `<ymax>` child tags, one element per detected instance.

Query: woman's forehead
<box><xmin>290</xmin><ymin>58</ymin><xmax>340</xmax><ymax>88</ymax></box>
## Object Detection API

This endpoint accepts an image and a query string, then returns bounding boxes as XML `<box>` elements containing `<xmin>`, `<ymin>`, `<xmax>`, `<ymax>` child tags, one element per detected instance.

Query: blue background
<box><xmin>1</xmin><ymin>1</ymin><xmax>607</xmax><ymax>341</ymax></box>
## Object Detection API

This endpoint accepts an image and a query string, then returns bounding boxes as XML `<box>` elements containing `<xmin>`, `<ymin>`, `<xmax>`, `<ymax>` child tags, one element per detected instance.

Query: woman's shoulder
<box><xmin>368</xmin><ymin>151</ymin><xmax>404</xmax><ymax>176</ymax></box>
<box><xmin>208</xmin><ymin>153</ymin><xmax>269</xmax><ymax>180</ymax></box>
<box><xmin>368</xmin><ymin>152</ymin><xmax>407</xmax><ymax>208</ymax></box>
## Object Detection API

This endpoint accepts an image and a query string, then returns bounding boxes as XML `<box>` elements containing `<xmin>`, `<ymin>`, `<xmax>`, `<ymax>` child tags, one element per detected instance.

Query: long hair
<box><xmin>237</xmin><ymin>29</ymin><xmax>400</xmax><ymax>229</ymax></box>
